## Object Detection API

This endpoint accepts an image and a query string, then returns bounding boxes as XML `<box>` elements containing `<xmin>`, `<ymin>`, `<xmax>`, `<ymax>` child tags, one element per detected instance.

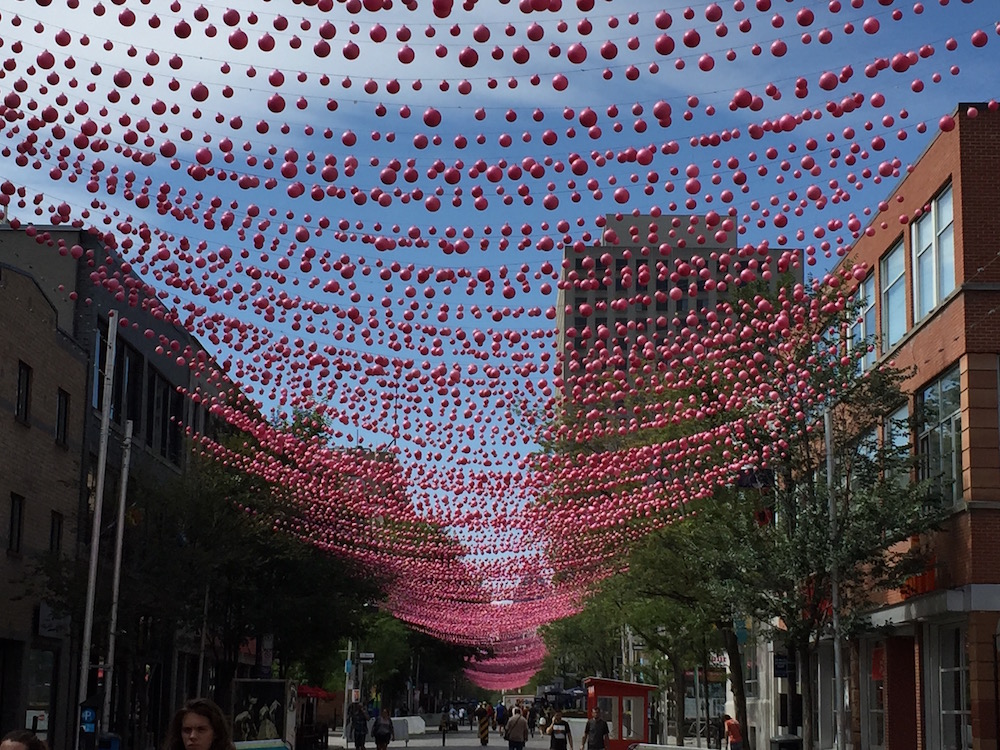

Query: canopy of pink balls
<box><xmin>0</xmin><ymin>0</ymin><xmax>995</xmax><ymax>687</ymax></box>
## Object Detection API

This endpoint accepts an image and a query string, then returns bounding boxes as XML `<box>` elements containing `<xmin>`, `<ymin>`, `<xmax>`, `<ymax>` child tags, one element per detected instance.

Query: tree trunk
<box><xmin>796</xmin><ymin>640</ymin><xmax>814</xmax><ymax>750</ymax></box>
<box><xmin>720</xmin><ymin>625</ymin><xmax>748</xmax><ymax>746</ymax></box>
<box><xmin>673</xmin><ymin>659</ymin><xmax>687</xmax><ymax>745</ymax></box>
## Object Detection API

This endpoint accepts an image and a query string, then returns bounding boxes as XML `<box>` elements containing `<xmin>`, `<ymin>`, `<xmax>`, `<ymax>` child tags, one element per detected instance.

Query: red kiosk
<box><xmin>583</xmin><ymin>678</ymin><xmax>657</xmax><ymax>750</ymax></box>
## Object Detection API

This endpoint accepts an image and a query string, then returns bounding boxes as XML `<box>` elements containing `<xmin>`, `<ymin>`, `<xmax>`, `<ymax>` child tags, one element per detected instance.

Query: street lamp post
<box><xmin>825</xmin><ymin>410</ymin><xmax>846</xmax><ymax>750</ymax></box>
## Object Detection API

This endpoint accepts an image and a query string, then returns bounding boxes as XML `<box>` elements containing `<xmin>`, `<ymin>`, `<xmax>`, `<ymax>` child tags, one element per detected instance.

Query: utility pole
<box><xmin>825</xmin><ymin>409</ymin><xmax>846</xmax><ymax>750</ymax></box>
<box><xmin>102</xmin><ymin>419</ymin><xmax>133</xmax><ymax>733</ymax></box>
<box><xmin>76</xmin><ymin>311</ymin><xmax>117</xmax><ymax>750</ymax></box>
<box><xmin>343</xmin><ymin>640</ymin><xmax>353</xmax><ymax>749</ymax></box>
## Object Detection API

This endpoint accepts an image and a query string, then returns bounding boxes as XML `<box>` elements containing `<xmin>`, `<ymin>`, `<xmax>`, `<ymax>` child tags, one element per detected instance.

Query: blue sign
<box><xmin>81</xmin><ymin>707</ymin><xmax>97</xmax><ymax>734</ymax></box>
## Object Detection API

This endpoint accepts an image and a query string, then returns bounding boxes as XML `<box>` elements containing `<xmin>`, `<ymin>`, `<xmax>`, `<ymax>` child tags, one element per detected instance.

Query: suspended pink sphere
<box><xmin>398</xmin><ymin>45</ymin><xmax>415</xmax><ymax>63</ymax></box>
<box><xmin>552</xmin><ymin>74</ymin><xmax>568</xmax><ymax>90</ymax></box>
<box><xmin>229</xmin><ymin>30</ymin><xmax>248</xmax><ymax>49</ymax></box>
<box><xmin>971</xmin><ymin>29</ymin><xmax>989</xmax><ymax>48</ymax></box>
<box><xmin>654</xmin><ymin>34</ymin><xmax>675</xmax><ymax>55</ymax></box>
<box><xmin>939</xmin><ymin>115</ymin><xmax>956</xmax><ymax>132</ymax></box>
<box><xmin>818</xmin><ymin>72</ymin><xmax>838</xmax><ymax>90</ymax></box>
<box><xmin>459</xmin><ymin>47</ymin><xmax>479</xmax><ymax>67</ymax></box>
<box><xmin>268</xmin><ymin>94</ymin><xmax>285</xmax><ymax>112</ymax></box>
<box><xmin>698</xmin><ymin>54</ymin><xmax>714</xmax><ymax>71</ymax></box>
<box><xmin>567</xmin><ymin>43</ymin><xmax>587</xmax><ymax>63</ymax></box>
<box><xmin>424</xmin><ymin>108</ymin><xmax>442</xmax><ymax>127</ymax></box>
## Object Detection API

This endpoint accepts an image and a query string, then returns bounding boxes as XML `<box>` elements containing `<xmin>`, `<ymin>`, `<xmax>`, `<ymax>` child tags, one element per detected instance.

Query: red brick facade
<box><xmin>837</xmin><ymin>105</ymin><xmax>1000</xmax><ymax>749</ymax></box>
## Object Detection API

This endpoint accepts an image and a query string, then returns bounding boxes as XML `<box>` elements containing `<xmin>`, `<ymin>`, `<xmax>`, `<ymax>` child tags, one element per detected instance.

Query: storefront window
<box><xmin>596</xmin><ymin>696</ymin><xmax>617</xmax><ymax>739</ymax></box>
<box><xmin>939</xmin><ymin>625</ymin><xmax>970</xmax><ymax>750</ymax></box>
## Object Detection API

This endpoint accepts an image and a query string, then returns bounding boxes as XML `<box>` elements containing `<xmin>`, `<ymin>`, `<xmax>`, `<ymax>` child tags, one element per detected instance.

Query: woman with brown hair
<box><xmin>163</xmin><ymin>698</ymin><xmax>236</xmax><ymax>750</ymax></box>
<box><xmin>1</xmin><ymin>730</ymin><xmax>47</xmax><ymax>750</ymax></box>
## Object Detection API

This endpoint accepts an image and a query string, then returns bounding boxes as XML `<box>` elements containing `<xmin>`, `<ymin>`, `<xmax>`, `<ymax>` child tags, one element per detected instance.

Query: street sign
<box><xmin>359</xmin><ymin>652</ymin><xmax>375</xmax><ymax>664</ymax></box>
<box><xmin>345</xmin><ymin>659</ymin><xmax>352</xmax><ymax>674</ymax></box>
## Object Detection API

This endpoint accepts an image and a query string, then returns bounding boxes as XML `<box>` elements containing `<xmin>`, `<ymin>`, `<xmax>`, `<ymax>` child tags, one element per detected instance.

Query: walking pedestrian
<box><xmin>162</xmin><ymin>698</ymin><xmax>236</xmax><ymax>750</ymax></box>
<box><xmin>476</xmin><ymin>702</ymin><xmax>491</xmax><ymax>746</ymax></box>
<box><xmin>580</xmin><ymin>707</ymin><xmax>610</xmax><ymax>750</ymax></box>
<box><xmin>527</xmin><ymin>706</ymin><xmax>538</xmax><ymax>738</ymax></box>
<box><xmin>546</xmin><ymin>710</ymin><xmax>572</xmax><ymax>750</ymax></box>
<box><xmin>1</xmin><ymin>731</ymin><xmax>46</xmax><ymax>750</ymax></box>
<box><xmin>439</xmin><ymin>711</ymin><xmax>450</xmax><ymax>746</ymax></box>
<box><xmin>372</xmin><ymin>709</ymin><xmax>394</xmax><ymax>750</ymax></box>
<box><xmin>348</xmin><ymin>702</ymin><xmax>370</xmax><ymax>750</ymax></box>
<box><xmin>723</xmin><ymin>715</ymin><xmax>743</xmax><ymax>750</ymax></box>
<box><xmin>495</xmin><ymin>703</ymin><xmax>507</xmax><ymax>735</ymax></box>
<box><xmin>503</xmin><ymin>707</ymin><xmax>529</xmax><ymax>750</ymax></box>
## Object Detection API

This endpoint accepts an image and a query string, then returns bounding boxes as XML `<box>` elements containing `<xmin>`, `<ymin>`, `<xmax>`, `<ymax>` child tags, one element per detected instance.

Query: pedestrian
<box><xmin>527</xmin><ymin>706</ymin><xmax>538</xmax><ymax>738</ymax></box>
<box><xmin>439</xmin><ymin>711</ymin><xmax>450</xmax><ymax>746</ymax></box>
<box><xmin>723</xmin><ymin>715</ymin><xmax>743</xmax><ymax>750</ymax></box>
<box><xmin>371</xmin><ymin>709</ymin><xmax>394</xmax><ymax>750</ymax></box>
<box><xmin>546</xmin><ymin>710</ymin><xmax>572</xmax><ymax>750</ymax></box>
<box><xmin>495</xmin><ymin>703</ymin><xmax>508</xmax><ymax>735</ymax></box>
<box><xmin>162</xmin><ymin>698</ymin><xmax>236</xmax><ymax>750</ymax></box>
<box><xmin>1</xmin><ymin>731</ymin><xmax>46</xmax><ymax>750</ymax></box>
<box><xmin>488</xmin><ymin>703</ymin><xmax>496</xmax><ymax>731</ymax></box>
<box><xmin>502</xmin><ymin>707</ymin><xmax>529</xmax><ymax>750</ymax></box>
<box><xmin>348</xmin><ymin>702</ymin><xmax>370</xmax><ymax>750</ymax></box>
<box><xmin>580</xmin><ymin>707</ymin><xmax>610</xmax><ymax>750</ymax></box>
<box><xmin>475</xmin><ymin>702</ymin><xmax>491</xmax><ymax>746</ymax></box>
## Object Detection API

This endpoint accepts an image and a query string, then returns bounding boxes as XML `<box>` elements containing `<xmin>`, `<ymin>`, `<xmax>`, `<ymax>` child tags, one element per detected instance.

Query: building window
<box><xmin>865</xmin><ymin>643</ymin><xmax>886</xmax><ymax>750</ymax></box>
<box><xmin>880</xmin><ymin>241</ymin><xmax>906</xmax><ymax>352</ymax></box>
<box><xmin>918</xmin><ymin>366</ymin><xmax>963</xmax><ymax>505</ymax></box>
<box><xmin>743</xmin><ymin>639</ymin><xmax>759</xmax><ymax>699</ymax></box>
<box><xmin>26</xmin><ymin>648</ymin><xmax>55</xmax><ymax>714</ymax></box>
<box><xmin>55</xmin><ymin>389</ymin><xmax>70</xmax><ymax>446</ymax></box>
<box><xmin>113</xmin><ymin>342</ymin><xmax>143</xmax><ymax>428</ymax></box>
<box><xmin>49</xmin><ymin>512</ymin><xmax>63</xmax><ymax>554</ymax></box>
<box><xmin>92</xmin><ymin>318</ymin><xmax>109</xmax><ymax>410</ymax></box>
<box><xmin>8</xmin><ymin>493</ymin><xmax>24</xmax><ymax>554</ymax></box>
<box><xmin>913</xmin><ymin>184</ymin><xmax>955</xmax><ymax>321</ymax></box>
<box><xmin>851</xmin><ymin>275</ymin><xmax>877</xmax><ymax>371</ymax></box>
<box><xmin>16</xmin><ymin>360</ymin><xmax>32</xmax><ymax>424</ymax></box>
<box><xmin>885</xmin><ymin>403</ymin><xmax>911</xmax><ymax>484</ymax></box>
<box><xmin>938</xmin><ymin>624</ymin><xmax>971</xmax><ymax>750</ymax></box>
<box><xmin>168</xmin><ymin>388</ymin><xmax>185</xmax><ymax>465</ymax></box>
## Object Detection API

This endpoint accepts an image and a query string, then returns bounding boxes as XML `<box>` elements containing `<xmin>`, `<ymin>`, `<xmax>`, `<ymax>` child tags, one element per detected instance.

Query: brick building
<box><xmin>0</xmin><ymin>260</ymin><xmax>88</xmax><ymax>749</ymax></box>
<box><xmin>556</xmin><ymin>213</ymin><xmax>802</xmax><ymax>401</ymax></box>
<box><xmin>830</xmin><ymin>103</ymin><xmax>1000</xmax><ymax>750</ymax></box>
<box><xmin>0</xmin><ymin>227</ymin><xmax>225</xmax><ymax>750</ymax></box>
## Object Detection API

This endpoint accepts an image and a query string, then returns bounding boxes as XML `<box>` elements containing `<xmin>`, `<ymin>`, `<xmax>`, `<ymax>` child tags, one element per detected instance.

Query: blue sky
<box><xmin>2</xmin><ymin>0</ymin><xmax>999</xmax><ymax>643</ymax></box>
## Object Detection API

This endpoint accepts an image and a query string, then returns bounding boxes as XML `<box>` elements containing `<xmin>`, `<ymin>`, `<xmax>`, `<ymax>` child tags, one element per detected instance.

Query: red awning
<box><xmin>298</xmin><ymin>685</ymin><xmax>337</xmax><ymax>700</ymax></box>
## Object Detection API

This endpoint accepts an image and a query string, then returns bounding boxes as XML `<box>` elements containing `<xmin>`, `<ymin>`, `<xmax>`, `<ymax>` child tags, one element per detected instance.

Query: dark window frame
<box><xmin>16</xmin><ymin>360</ymin><xmax>32</xmax><ymax>424</ymax></box>
<box><xmin>55</xmin><ymin>388</ymin><xmax>70</xmax><ymax>446</ymax></box>
<box><xmin>49</xmin><ymin>511</ymin><xmax>63</xmax><ymax>554</ymax></box>
<box><xmin>8</xmin><ymin>493</ymin><xmax>24</xmax><ymax>555</ymax></box>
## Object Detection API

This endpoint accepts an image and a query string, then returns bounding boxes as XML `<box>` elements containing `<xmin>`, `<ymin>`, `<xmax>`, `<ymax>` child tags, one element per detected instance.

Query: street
<box><xmin>340</xmin><ymin>724</ymin><xmax>717</xmax><ymax>750</ymax></box>
<box><xmin>350</xmin><ymin>724</ymin><xmax>552</xmax><ymax>750</ymax></box>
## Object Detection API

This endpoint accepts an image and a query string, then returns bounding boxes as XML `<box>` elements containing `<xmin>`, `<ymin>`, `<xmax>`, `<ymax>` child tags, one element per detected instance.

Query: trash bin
<box><xmin>770</xmin><ymin>736</ymin><xmax>802</xmax><ymax>750</ymax></box>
